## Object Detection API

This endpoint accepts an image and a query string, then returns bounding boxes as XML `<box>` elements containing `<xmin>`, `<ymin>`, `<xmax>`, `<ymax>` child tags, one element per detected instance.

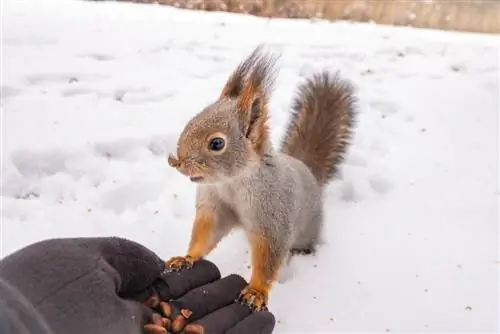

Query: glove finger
<box><xmin>182</xmin><ymin>303</ymin><xmax>251</xmax><ymax>334</ymax></box>
<box><xmin>156</xmin><ymin>259</ymin><xmax>221</xmax><ymax>301</ymax></box>
<box><xmin>98</xmin><ymin>237</ymin><xmax>165</xmax><ymax>298</ymax></box>
<box><xmin>225</xmin><ymin>310</ymin><xmax>276</xmax><ymax>334</ymax></box>
<box><xmin>160</xmin><ymin>274</ymin><xmax>247</xmax><ymax>332</ymax></box>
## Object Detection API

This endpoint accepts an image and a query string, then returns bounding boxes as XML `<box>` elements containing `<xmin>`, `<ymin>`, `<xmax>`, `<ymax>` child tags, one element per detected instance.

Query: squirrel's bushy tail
<box><xmin>280</xmin><ymin>71</ymin><xmax>357</xmax><ymax>186</ymax></box>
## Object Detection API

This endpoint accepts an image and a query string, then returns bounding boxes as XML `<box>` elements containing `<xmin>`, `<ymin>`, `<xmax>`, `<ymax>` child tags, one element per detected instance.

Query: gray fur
<box><xmin>168</xmin><ymin>46</ymin><xmax>357</xmax><ymax>297</ymax></box>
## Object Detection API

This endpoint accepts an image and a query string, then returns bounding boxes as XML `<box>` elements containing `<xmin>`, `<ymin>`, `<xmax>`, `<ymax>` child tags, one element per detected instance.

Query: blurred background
<box><xmin>122</xmin><ymin>0</ymin><xmax>500</xmax><ymax>34</ymax></box>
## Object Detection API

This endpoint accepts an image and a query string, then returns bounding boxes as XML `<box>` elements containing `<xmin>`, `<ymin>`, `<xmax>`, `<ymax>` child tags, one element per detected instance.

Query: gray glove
<box><xmin>0</xmin><ymin>237</ymin><xmax>275</xmax><ymax>334</ymax></box>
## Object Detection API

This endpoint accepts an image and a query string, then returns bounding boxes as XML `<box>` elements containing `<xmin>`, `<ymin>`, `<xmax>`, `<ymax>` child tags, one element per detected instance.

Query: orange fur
<box><xmin>247</xmin><ymin>232</ymin><xmax>279</xmax><ymax>297</ymax></box>
<box><xmin>237</xmin><ymin>77</ymin><xmax>272</xmax><ymax>157</ymax></box>
<box><xmin>251</xmin><ymin>100</ymin><xmax>270</xmax><ymax>156</ymax></box>
<box><xmin>186</xmin><ymin>206</ymin><xmax>216</xmax><ymax>260</ymax></box>
<box><xmin>218</xmin><ymin>45</ymin><xmax>278</xmax><ymax>158</ymax></box>
<box><xmin>219</xmin><ymin>45</ymin><xmax>265</xmax><ymax>99</ymax></box>
<box><xmin>236</xmin><ymin>79</ymin><xmax>255</xmax><ymax>112</ymax></box>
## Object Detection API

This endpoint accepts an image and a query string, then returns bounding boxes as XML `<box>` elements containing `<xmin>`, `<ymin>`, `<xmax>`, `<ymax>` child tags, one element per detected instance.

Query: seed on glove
<box><xmin>183</xmin><ymin>324</ymin><xmax>205</xmax><ymax>334</ymax></box>
<box><xmin>160</xmin><ymin>301</ymin><xmax>172</xmax><ymax>317</ymax></box>
<box><xmin>144</xmin><ymin>324</ymin><xmax>167</xmax><ymax>334</ymax></box>
<box><xmin>151</xmin><ymin>313</ymin><xmax>164</xmax><ymax>326</ymax></box>
<box><xmin>162</xmin><ymin>317</ymin><xmax>170</xmax><ymax>328</ymax></box>
<box><xmin>181</xmin><ymin>308</ymin><xmax>193</xmax><ymax>319</ymax></box>
<box><xmin>171</xmin><ymin>315</ymin><xmax>188</xmax><ymax>333</ymax></box>
<box><xmin>144</xmin><ymin>293</ymin><xmax>161</xmax><ymax>308</ymax></box>
<box><xmin>144</xmin><ymin>312</ymin><xmax>171</xmax><ymax>334</ymax></box>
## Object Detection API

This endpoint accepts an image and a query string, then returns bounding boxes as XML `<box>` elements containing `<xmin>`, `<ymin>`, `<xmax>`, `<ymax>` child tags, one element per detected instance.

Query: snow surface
<box><xmin>1</xmin><ymin>0</ymin><xmax>499</xmax><ymax>332</ymax></box>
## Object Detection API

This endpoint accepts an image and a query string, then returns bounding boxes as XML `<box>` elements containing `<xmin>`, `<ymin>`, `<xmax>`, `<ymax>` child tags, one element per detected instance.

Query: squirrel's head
<box><xmin>168</xmin><ymin>45</ymin><xmax>278</xmax><ymax>184</ymax></box>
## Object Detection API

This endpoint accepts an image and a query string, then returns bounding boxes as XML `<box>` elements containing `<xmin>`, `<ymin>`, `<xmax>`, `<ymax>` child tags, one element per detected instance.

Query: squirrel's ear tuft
<box><xmin>236</xmin><ymin>48</ymin><xmax>279</xmax><ymax>155</ymax></box>
<box><xmin>218</xmin><ymin>45</ymin><xmax>279</xmax><ymax>155</ymax></box>
<box><xmin>219</xmin><ymin>45</ymin><xmax>276</xmax><ymax>99</ymax></box>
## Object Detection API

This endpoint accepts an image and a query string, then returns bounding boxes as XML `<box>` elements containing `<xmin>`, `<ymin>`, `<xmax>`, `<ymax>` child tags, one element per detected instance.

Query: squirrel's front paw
<box><xmin>236</xmin><ymin>285</ymin><xmax>268</xmax><ymax>312</ymax></box>
<box><xmin>163</xmin><ymin>255</ymin><xmax>195</xmax><ymax>272</ymax></box>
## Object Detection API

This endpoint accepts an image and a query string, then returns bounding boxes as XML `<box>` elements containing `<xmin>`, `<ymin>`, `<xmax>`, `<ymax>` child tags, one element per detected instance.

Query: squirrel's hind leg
<box><xmin>290</xmin><ymin>210</ymin><xmax>323</xmax><ymax>256</ymax></box>
<box><xmin>237</xmin><ymin>231</ymin><xmax>289</xmax><ymax>311</ymax></box>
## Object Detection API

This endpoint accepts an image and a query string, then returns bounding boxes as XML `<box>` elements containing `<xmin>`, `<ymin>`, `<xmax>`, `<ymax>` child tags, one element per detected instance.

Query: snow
<box><xmin>1</xmin><ymin>0</ymin><xmax>499</xmax><ymax>332</ymax></box>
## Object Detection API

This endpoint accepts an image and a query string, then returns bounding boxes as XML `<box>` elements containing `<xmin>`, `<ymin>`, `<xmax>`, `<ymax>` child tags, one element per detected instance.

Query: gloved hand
<box><xmin>0</xmin><ymin>237</ymin><xmax>275</xmax><ymax>334</ymax></box>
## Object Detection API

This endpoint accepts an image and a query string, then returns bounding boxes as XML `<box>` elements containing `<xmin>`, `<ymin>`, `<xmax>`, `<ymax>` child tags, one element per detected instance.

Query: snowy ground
<box><xmin>1</xmin><ymin>0</ymin><xmax>499</xmax><ymax>332</ymax></box>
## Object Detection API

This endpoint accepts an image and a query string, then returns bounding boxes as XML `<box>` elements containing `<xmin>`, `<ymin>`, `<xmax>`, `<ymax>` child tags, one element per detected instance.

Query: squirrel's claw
<box><xmin>236</xmin><ymin>285</ymin><xmax>268</xmax><ymax>312</ymax></box>
<box><xmin>163</xmin><ymin>256</ymin><xmax>195</xmax><ymax>273</ymax></box>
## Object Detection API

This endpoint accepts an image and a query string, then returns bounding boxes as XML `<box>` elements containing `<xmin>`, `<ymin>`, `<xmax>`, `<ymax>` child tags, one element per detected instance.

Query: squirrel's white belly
<box><xmin>214</xmin><ymin>178</ymin><xmax>255</xmax><ymax>218</ymax></box>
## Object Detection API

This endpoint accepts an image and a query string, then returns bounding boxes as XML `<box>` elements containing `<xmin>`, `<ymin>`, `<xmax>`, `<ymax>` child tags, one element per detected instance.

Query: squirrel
<box><xmin>165</xmin><ymin>45</ymin><xmax>357</xmax><ymax>312</ymax></box>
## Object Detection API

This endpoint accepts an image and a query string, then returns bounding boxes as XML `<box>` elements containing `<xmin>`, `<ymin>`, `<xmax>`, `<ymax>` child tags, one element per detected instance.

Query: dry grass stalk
<box><xmin>121</xmin><ymin>0</ymin><xmax>500</xmax><ymax>34</ymax></box>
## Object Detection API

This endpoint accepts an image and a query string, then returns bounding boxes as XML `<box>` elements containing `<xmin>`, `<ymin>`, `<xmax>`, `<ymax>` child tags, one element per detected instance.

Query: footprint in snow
<box><xmin>301</xmin><ymin>51</ymin><xmax>364</xmax><ymax>62</ymax></box>
<box><xmin>10</xmin><ymin>149</ymin><xmax>74</xmax><ymax>178</ymax></box>
<box><xmin>482</xmin><ymin>81</ymin><xmax>497</xmax><ymax>93</ymax></box>
<box><xmin>369</xmin><ymin>138</ymin><xmax>390</xmax><ymax>157</ymax></box>
<box><xmin>368</xmin><ymin>174</ymin><xmax>393</xmax><ymax>195</ymax></box>
<box><xmin>450</xmin><ymin>64</ymin><xmax>467</xmax><ymax>73</ymax></box>
<box><xmin>396</xmin><ymin>71</ymin><xmax>419</xmax><ymax>79</ymax></box>
<box><xmin>25</xmin><ymin>73</ymin><xmax>108</xmax><ymax>85</ymax></box>
<box><xmin>428</xmin><ymin>74</ymin><xmax>444</xmax><ymax>80</ymax></box>
<box><xmin>99</xmin><ymin>181</ymin><xmax>165</xmax><ymax>214</ymax></box>
<box><xmin>0</xmin><ymin>86</ymin><xmax>21</xmax><ymax>100</ymax></box>
<box><xmin>113</xmin><ymin>87</ymin><xmax>150</xmax><ymax>102</ymax></box>
<box><xmin>346</xmin><ymin>152</ymin><xmax>368</xmax><ymax>167</ymax></box>
<box><xmin>195</xmin><ymin>53</ymin><xmax>228</xmax><ymax>63</ymax></box>
<box><xmin>476</xmin><ymin>66</ymin><xmax>499</xmax><ymax>74</ymax></box>
<box><xmin>61</xmin><ymin>87</ymin><xmax>104</xmax><ymax>98</ymax></box>
<box><xmin>79</xmin><ymin>53</ymin><xmax>116</xmax><ymax>61</ymax></box>
<box><xmin>404</xmin><ymin>114</ymin><xmax>415</xmax><ymax>123</ymax></box>
<box><xmin>277</xmin><ymin>261</ymin><xmax>294</xmax><ymax>284</ymax></box>
<box><xmin>340</xmin><ymin>179</ymin><xmax>364</xmax><ymax>202</ymax></box>
<box><xmin>309</xmin><ymin>44</ymin><xmax>339</xmax><ymax>51</ymax></box>
<box><xmin>93</xmin><ymin>135</ymin><xmax>176</xmax><ymax>159</ymax></box>
<box><xmin>369</xmin><ymin>99</ymin><xmax>399</xmax><ymax>119</ymax></box>
<box><xmin>401</xmin><ymin>46</ymin><xmax>425</xmax><ymax>56</ymax></box>
<box><xmin>123</xmin><ymin>92</ymin><xmax>175</xmax><ymax>104</ymax></box>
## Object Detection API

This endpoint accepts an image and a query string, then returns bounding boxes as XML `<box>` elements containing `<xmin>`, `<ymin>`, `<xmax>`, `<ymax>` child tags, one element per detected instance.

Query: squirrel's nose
<box><xmin>167</xmin><ymin>154</ymin><xmax>181</xmax><ymax>168</ymax></box>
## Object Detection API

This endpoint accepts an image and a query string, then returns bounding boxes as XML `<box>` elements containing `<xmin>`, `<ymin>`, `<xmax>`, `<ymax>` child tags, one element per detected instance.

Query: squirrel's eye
<box><xmin>208</xmin><ymin>137</ymin><xmax>225</xmax><ymax>152</ymax></box>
